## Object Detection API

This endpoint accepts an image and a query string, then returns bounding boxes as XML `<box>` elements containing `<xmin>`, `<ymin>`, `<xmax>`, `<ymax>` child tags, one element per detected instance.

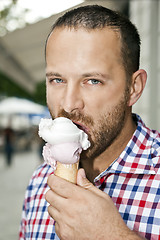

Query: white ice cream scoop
<box><xmin>38</xmin><ymin>117</ymin><xmax>90</xmax><ymax>150</ymax></box>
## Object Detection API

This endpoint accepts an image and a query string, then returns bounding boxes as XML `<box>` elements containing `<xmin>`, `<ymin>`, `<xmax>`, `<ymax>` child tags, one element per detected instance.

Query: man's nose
<box><xmin>60</xmin><ymin>84</ymin><xmax>84</xmax><ymax>113</ymax></box>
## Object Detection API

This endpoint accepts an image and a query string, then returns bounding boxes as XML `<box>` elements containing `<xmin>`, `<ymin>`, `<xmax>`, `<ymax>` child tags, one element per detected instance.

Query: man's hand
<box><xmin>45</xmin><ymin>169</ymin><xmax>144</xmax><ymax>240</ymax></box>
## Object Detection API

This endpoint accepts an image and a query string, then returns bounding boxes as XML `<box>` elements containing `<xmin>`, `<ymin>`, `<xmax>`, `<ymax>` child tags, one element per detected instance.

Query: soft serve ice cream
<box><xmin>38</xmin><ymin>117</ymin><xmax>90</xmax><ymax>183</ymax></box>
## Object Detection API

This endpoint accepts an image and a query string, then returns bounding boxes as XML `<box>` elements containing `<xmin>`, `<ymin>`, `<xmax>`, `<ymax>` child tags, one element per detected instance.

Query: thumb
<box><xmin>77</xmin><ymin>168</ymin><xmax>110</xmax><ymax>199</ymax></box>
<box><xmin>77</xmin><ymin>168</ymin><xmax>93</xmax><ymax>189</ymax></box>
<box><xmin>77</xmin><ymin>168</ymin><xmax>100</xmax><ymax>195</ymax></box>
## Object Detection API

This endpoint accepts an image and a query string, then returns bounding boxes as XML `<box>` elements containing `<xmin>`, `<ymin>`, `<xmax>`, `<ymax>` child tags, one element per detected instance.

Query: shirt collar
<box><xmin>95</xmin><ymin>114</ymin><xmax>156</xmax><ymax>182</ymax></box>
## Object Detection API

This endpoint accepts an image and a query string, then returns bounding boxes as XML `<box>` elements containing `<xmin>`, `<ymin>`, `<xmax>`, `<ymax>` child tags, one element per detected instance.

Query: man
<box><xmin>19</xmin><ymin>5</ymin><xmax>160</xmax><ymax>240</ymax></box>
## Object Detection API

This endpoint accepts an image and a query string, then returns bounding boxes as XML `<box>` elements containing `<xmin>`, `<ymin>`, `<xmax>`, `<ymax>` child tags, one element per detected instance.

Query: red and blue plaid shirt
<box><xmin>19</xmin><ymin>114</ymin><xmax>160</xmax><ymax>240</ymax></box>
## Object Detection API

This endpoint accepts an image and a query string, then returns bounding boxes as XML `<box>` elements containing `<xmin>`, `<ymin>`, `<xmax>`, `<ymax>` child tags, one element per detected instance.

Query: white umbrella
<box><xmin>0</xmin><ymin>97</ymin><xmax>47</xmax><ymax>130</ymax></box>
<box><xmin>0</xmin><ymin>97</ymin><xmax>45</xmax><ymax>114</ymax></box>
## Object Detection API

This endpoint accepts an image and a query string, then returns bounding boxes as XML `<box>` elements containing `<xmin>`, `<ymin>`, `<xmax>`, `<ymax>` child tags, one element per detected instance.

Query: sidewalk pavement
<box><xmin>0</xmin><ymin>149</ymin><xmax>42</xmax><ymax>240</ymax></box>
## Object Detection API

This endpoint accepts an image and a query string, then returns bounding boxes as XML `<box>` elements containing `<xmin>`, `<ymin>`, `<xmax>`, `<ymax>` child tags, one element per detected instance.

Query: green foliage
<box><xmin>0</xmin><ymin>0</ymin><xmax>18</xmax><ymax>19</ymax></box>
<box><xmin>33</xmin><ymin>81</ymin><xmax>46</xmax><ymax>106</ymax></box>
<box><xmin>0</xmin><ymin>71</ymin><xmax>46</xmax><ymax>105</ymax></box>
<box><xmin>0</xmin><ymin>0</ymin><xmax>28</xmax><ymax>36</ymax></box>
<box><xmin>0</xmin><ymin>71</ymin><xmax>32</xmax><ymax>100</ymax></box>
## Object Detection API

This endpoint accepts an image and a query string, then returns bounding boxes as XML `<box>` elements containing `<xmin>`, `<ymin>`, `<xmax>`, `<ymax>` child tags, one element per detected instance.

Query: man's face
<box><xmin>46</xmin><ymin>27</ymin><xmax>130</xmax><ymax>159</ymax></box>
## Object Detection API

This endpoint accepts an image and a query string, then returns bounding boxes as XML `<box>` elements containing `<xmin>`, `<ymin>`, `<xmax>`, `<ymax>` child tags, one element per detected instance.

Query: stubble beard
<box><xmin>83</xmin><ymin>97</ymin><xmax>128</xmax><ymax>160</ymax></box>
<box><xmin>47</xmin><ymin>89</ymin><xmax>129</xmax><ymax>161</ymax></box>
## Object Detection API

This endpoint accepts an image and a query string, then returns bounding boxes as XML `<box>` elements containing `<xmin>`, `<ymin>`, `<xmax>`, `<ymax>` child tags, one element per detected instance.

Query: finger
<box><xmin>48</xmin><ymin>205</ymin><xmax>60</xmax><ymax>222</ymax></box>
<box><xmin>55</xmin><ymin>222</ymin><xmax>61</xmax><ymax>239</ymax></box>
<box><xmin>47</xmin><ymin>174</ymin><xmax>78</xmax><ymax>198</ymax></box>
<box><xmin>45</xmin><ymin>189</ymin><xmax>67</xmax><ymax>211</ymax></box>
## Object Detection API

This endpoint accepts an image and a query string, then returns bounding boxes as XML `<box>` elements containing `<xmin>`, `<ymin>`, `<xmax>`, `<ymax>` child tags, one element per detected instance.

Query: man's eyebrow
<box><xmin>46</xmin><ymin>71</ymin><xmax>109</xmax><ymax>79</ymax></box>
<box><xmin>82</xmin><ymin>72</ymin><xmax>109</xmax><ymax>78</ymax></box>
<box><xmin>46</xmin><ymin>72</ymin><xmax>62</xmax><ymax>77</ymax></box>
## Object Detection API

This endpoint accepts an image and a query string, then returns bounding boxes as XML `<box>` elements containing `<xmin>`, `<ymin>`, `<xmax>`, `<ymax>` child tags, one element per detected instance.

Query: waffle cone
<box><xmin>54</xmin><ymin>161</ymin><xmax>79</xmax><ymax>184</ymax></box>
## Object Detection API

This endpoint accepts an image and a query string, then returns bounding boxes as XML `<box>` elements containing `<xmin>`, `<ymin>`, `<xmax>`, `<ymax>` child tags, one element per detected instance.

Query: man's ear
<box><xmin>128</xmin><ymin>69</ymin><xmax>147</xmax><ymax>107</ymax></box>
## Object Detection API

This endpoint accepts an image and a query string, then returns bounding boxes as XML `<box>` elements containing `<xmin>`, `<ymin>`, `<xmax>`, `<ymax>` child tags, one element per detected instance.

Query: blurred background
<box><xmin>0</xmin><ymin>0</ymin><xmax>159</xmax><ymax>239</ymax></box>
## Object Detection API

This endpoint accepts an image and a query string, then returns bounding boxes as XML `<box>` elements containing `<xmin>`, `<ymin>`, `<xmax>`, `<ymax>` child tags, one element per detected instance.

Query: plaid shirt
<box><xmin>19</xmin><ymin>114</ymin><xmax>160</xmax><ymax>240</ymax></box>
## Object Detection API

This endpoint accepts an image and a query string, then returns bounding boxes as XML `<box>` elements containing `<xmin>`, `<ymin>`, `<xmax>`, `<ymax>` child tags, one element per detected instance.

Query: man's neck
<box><xmin>81</xmin><ymin>113</ymin><xmax>137</xmax><ymax>183</ymax></box>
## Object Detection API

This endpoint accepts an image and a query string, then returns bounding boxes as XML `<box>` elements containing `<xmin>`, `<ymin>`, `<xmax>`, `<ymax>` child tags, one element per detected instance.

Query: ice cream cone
<box><xmin>54</xmin><ymin>161</ymin><xmax>79</xmax><ymax>184</ymax></box>
<box><xmin>39</xmin><ymin>118</ymin><xmax>90</xmax><ymax>184</ymax></box>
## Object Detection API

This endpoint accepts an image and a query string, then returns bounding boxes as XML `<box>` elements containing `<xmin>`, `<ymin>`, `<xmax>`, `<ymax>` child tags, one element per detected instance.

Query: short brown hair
<box><xmin>46</xmin><ymin>5</ymin><xmax>141</xmax><ymax>78</ymax></box>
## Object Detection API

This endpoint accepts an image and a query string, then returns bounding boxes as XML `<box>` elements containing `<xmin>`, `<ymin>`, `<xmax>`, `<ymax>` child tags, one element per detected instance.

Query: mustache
<box><xmin>58</xmin><ymin>109</ymin><xmax>94</xmax><ymax>126</ymax></box>
<box><xmin>49</xmin><ymin>108</ymin><xmax>94</xmax><ymax>126</ymax></box>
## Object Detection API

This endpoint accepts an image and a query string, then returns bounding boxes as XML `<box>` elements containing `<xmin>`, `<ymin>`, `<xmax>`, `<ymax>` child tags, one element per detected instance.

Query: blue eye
<box><xmin>88</xmin><ymin>79</ymin><xmax>101</xmax><ymax>85</ymax></box>
<box><xmin>49</xmin><ymin>78</ymin><xmax>64</xmax><ymax>84</ymax></box>
<box><xmin>54</xmin><ymin>78</ymin><xmax>63</xmax><ymax>83</ymax></box>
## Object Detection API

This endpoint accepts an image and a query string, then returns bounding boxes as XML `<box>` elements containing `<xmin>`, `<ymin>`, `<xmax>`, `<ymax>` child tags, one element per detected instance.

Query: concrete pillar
<box><xmin>130</xmin><ymin>0</ymin><xmax>160</xmax><ymax>130</ymax></box>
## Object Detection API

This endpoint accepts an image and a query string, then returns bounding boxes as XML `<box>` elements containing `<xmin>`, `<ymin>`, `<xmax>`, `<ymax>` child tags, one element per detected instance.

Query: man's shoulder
<box><xmin>142</xmin><ymin>124</ymin><xmax>160</xmax><ymax>169</ymax></box>
<box><xmin>135</xmin><ymin>114</ymin><xmax>160</xmax><ymax>145</ymax></box>
<box><xmin>144</xmin><ymin>124</ymin><xmax>160</xmax><ymax>149</ymax></box>
<box><xmin>150</xmin><ymin>128</ymin><xmax>160</xmax><ymax>157</ymax></box>
<box><xmin>28</xmin><ymin>163</ymin><xmax>53</xmax><ymax>188</ymax></box>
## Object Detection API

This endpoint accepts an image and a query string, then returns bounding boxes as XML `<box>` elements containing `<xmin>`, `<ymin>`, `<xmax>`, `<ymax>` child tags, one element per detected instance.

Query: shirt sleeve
<box><xmin>18</xmin><ymin>163</ymin><xmax>56</xmax><ymax>240</ymax></box>
<box><xmin>19</xmin><ymin>178</ymin><xmax>32</xmax><ymax>240</ymax></box>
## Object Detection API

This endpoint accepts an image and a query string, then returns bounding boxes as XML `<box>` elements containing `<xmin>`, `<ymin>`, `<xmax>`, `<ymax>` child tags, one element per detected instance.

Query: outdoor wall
<box><xmin>130</xmin><ymin>0</ymin><xmax>160</xmax><ymax>130</ymax></box>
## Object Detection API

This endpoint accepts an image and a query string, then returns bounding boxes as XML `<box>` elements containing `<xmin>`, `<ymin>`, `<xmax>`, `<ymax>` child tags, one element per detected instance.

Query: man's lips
<box><xmin>73</xmin><ymin>121</ymin><xmax>89</xmax><ymax>134</ymax></box>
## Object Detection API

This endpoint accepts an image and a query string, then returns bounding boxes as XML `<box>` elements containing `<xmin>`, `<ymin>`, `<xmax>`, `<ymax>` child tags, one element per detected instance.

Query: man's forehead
<box><xmin>47</xmin><ymin>26</ymin><xmax>121</xmax><ymax>46</ymax></box>
<box><xmin>46</xmin><ymin>26</ymin><xmax>123</xmax><ymax>68</ymax></box>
